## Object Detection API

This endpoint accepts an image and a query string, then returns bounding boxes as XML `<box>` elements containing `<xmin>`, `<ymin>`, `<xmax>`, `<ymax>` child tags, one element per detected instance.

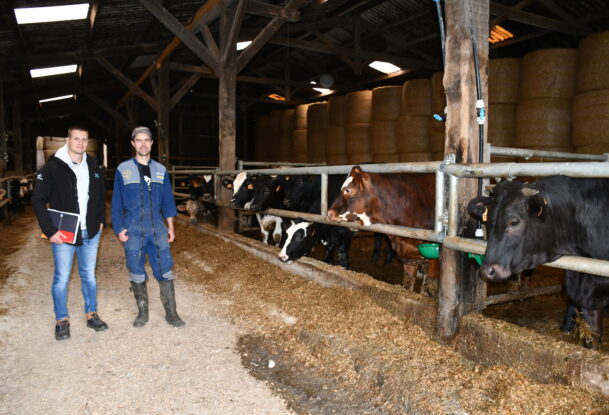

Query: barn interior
<box><xmin>2</xmin><ymin>0</ymin><xmax>609</xmax><ymax>412</ymax></box>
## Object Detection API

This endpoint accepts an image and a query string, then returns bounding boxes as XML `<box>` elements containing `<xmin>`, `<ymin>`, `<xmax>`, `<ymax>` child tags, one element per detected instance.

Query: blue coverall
<box><xmin>111</xmin><ymin>159</ymin><xmax>178</xmax><ymax>283</ymax></box>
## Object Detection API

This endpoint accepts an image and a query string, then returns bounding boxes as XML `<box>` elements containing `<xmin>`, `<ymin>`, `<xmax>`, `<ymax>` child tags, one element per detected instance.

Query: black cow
<box><xmin>279</xmin><ymin>219</ymin><xmax>353</xmax><ymax>268</ymax></box>
<box><xmin>223</xmin><ymin>172</ymin><xmax>284</xmax><ymax>245</ymax></box>
<box><xmin>468</xmin><ymin>176</ymin><xmax>609</xmax><ymax>349</ymax></box>
<box><xmin>177</xmin><ymin>175</ymin><xmax>215</xmax><ymax>223</ymax></box>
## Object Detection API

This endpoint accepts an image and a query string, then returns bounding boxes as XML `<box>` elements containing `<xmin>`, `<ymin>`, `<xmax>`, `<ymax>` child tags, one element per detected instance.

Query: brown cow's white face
<box><xmin>328</xmin><ymin>166</ymin><xmax>374</xmax><ymax>226</ymax></box>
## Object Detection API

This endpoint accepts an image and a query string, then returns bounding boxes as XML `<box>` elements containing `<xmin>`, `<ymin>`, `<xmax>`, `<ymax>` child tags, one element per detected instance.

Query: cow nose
<box><xmin>249</xmin><ymin>203</ymin><xmax>258</xmax><ymax>211</ymax></box>
<box><xmin>279</xmin><ymin>253</ymin><xmax>289</xmax><ymax>262</ymax></box>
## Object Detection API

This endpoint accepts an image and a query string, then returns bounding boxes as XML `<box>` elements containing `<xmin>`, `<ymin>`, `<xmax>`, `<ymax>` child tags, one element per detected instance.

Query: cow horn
<box><xmin>521</xmin><ymin>187</ymin><xmax>539</xmax><ymax>197</ymax></box>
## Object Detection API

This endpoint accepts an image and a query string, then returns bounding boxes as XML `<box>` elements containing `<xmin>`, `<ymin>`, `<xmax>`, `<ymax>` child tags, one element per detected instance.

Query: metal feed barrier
<box><xmin>190</xmin><ymin>146</ymin><xmax>609</xmax><ymax>307</ymax></box>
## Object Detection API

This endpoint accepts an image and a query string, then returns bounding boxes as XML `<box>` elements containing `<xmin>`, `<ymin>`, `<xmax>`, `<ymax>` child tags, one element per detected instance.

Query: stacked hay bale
<box><xmin>514</xmin><ymin>48</ymin><xmax>577</xmax><ymax>161</ymax></box>
<box><xmin>370</xmin><ymin>85</ymin><xmax>402</xmax><ymax>162</ymax></box>
<box><xmin>325</xmin><ymin>95</ymin><xmax>348</xmax><ymax>165</ymax></box>
<box><xmin>429</xmin><ymin>71</ymin><xmax>446</xmax><ymax>160</ymax></box>
<box><xmin>488</xmin><ymin>58</ymin><xmax>520</xmax><ymax>161</ymax></box>
<box><xmin>292</xmin><ymin>104</ymin><xmax>309</xmax><ymax>163</ymax></box>
<box><xmin>267</xmin><ymin>110</ymin><xmax>283</xmax><ymax>161</ymax></box>
<box><xmin>573</xmin><ymin>31</ymin><xmax>609</xmax><ymax>156</ymax></box>
<box><xmin>254</xmin><ymin>115</ymin><xmax>271</xmax><ymax>161</ymax></box>
<box><xmin>345</xmin><ymin>90</ymin><xmax>373</xmax><ymax>164</ymax></box>
<box><xmin>277</xmin><ymin>109</ymin><xmax>294</xmax><ymax>162</ymax></box>
<box><xmin>307</xmin><ymin>102</ymin><xmax>329</xmax><ymax>164</ymax></box>
<box><xmin>395</xmin><ymin>79</ymin><xmax>432</xmax><ymax>162</ymax></box>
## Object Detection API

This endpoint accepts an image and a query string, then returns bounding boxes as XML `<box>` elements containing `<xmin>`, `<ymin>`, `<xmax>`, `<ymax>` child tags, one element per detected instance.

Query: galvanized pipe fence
<box><xmin>177</xmin><ymin>147</ymin><xmax>609</xmax><ymax>304</ymax></box>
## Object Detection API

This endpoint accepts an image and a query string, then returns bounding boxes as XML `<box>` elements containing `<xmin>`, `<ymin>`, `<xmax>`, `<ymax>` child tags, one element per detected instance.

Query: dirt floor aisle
<box><xmin>0</xmin><ymin>211</ymin><xmax>293</xmax><ymax>415</ymax></box>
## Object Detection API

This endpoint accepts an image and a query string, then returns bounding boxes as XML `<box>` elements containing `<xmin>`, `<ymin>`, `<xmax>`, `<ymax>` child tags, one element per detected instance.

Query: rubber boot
<box><xmin>130</xmin><ymin>281</ymin><xmax>149</xmax><ymax>328</ymax></box>
<box><xmin>159</xmin><ymin>280</ymin><xmax>185</xmax><ymax>327</ymax></box>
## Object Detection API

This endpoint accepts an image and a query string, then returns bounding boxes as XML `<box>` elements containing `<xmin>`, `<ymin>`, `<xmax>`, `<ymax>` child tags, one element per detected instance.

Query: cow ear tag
<box><xmin>247</xmin><ymin>183</ymin><xmax>254</xmax><ymax>190</ymax></box>
<box><xmin>276</xmin><ymin>185</ymin><xmax>281</xmax><ymax>192</ymax></box>
<box><xmin>482</xmin><ymin>207</ymin><xmax>488</xmax><ymax>222</ymax></box>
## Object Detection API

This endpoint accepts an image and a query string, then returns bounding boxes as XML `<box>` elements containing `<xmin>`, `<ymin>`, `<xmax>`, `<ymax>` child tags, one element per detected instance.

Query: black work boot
<box><xmin>55</xmin><ymin>319</ymin><xmax>70</xmax><ymax>341</ymax></box>
<box><xmin>130</xmin><ymin>281</ymin><xmax>149</xmax><ymax>328</ymax></box>
<box><xmin>159</xmin><ymin>280</ymin><xmax>185</xmax><ymax>327</ymax></box>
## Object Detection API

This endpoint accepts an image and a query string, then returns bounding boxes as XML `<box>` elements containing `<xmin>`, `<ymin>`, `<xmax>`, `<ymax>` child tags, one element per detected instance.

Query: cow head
<box><xmin>187</xmin><ymin>175</ymin><xmax>204</xmax><ymax>200</ymax></box>
<box><xmin>228</xmin><ymin>172</ymin><xmax>257</xmax><ymax>209</ymax></box>
<box><xmin>282</xmin><ymin>175</ymin><xmax>318</xmax><ymax>210</ymax></box>
<box><xmin>249</xmin><ymin>175</ymin><xmax>284</xmax><ymax>211</ymax></box>
<box><xmin>327</xmin><ymin>166</ymin><xmax>376</xmax><ymax>226</ymax></box>
<box><xmin>279</xmin><ymin>220</ymin><xmax>318</xmax><ymax>264</ymax></box>
<box><xmin>467</xmin><ymin>180</ymin><xmax>558</xmax><ymax>281</ymax></box>
<box><xmin>200</xmin><ymin>175</ymin><xmax>214</xmax><ymax>202</ymax></box>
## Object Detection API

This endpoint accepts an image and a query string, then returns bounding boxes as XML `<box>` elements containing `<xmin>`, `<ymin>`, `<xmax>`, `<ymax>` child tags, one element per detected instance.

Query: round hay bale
<box><xmin>398</xmin><ymin>152</ymin><xmax>433</xmax><ymax>162</ymax></box>
<box><xmin>280</xmin><ymin>108</ymin><xmax>295</xmax><ymax>132</ymax></box>
<box><xmin>572</xmin><ymin>89</ymin><xmax>609</xmax><ymax>146</ymax></box>
<box><xmin>325</xmin><ymin>154</ymin><xmax>348</xmax><ymax>165</ymax></box>
<box><xmin>328</xmin><ymin>95</ymin><xmax>346</xmax><ymax>126</ymax></box>
<box><xmin>345</xmin><ymin>123</ymin><xmax>370</xmax><ymax>155</ymax></box>
<box><xmin>401</xmin><ymin>79</ymin><xmax>431</xmax><ymax>115</ymax></box>
<box><xmin>347</xmin><ymin>153</ymin><xmax>373</xmax><ymax>164</ymax></box>
<box><xmin>309</xmin><ymin>156</ymin><xmax>326</xmax><ymax>164</ymax></box>
<box><xmin>43</xmin><ymin>136</ymin><xmax>66</xmax><ymax>151</ymax></box>
<box><xmin>428</xmin><ymin>119</ymin><xmax>445</xmax><ymax>153</ymax></box>
<box><xmin>44</xmin><ymin>149</ymin><xmax>98</xmax><ymax>162</ymax></box>
<box><xmin>575</xmin><ymin>143</ymin><xmax>609</xmax><ymax>155</ymax></box>
<box><xmin>372</xmin><ymin>153</ymin><xmax>398</xmax><ymax>163</ymax></box>
<box><xmin>519</xmin><ymin>48</ymin><xmax>577</xmax><ymax>99</ymax></box>
<box><xmin>278</xmin><ymin>132</ymin><xmax>293</xmax><ymax>162</ymax></box>
<box><xmin>294</xmin><ymin>104</ymin><xmax>309</xmax><ymax>130</ymax></box>
<box><xmin>325</xmin><ymin>126</ymin><xmax>346</xmax><ymax>155</ymax></box>
<box><xmin>371</xmin><ymin>85</ymin><xmax>402</xmax><ymax>121</ymax></box>
<box><xmin>36</xmin><ymin>136</ymin><xmax>45</xmax><ymax>150</ymax></box>
<box><xmin>346</xmin><ymin>90</ymin><xmax>372</xmax><ymax>124</ymax></box>
<box><xmin>431</xmin><ymin>71</ymin><xmax>446</xmax><ymax>114</ymax></box>
<box><xmin>307</xmin><ymin>129</ymin><xmax>326</xmax><ymax>159</ymax></box>
<box><xmin>488</xmin><ymin>103</ymin><xmax>516</xmax><ymax>147</ymax></box>
<box><xmin>307</xmin><ymin>102</ymin><xmax>329</xmax><ymax>131</ymax></box>
<box><xmin>577</xmin><ymin>31</ymin><xmax>609</xmax><ymax>92</ymax></box>
<box><xmin>514</xmin><ymin>98</ymin><xmax>571</xmax><ymax>148</ymax></box>
<box><xmin>395</xmin><ymin>114</ymin><xmax>430</xmax><ymax>153</ymax></box>
<box><xmin>516</xmin><ymin>146</ymin><xmax>573</xmax><ymax>163</ymax></box>
<box><xmin>292</xmin><ymin>129</ymin><xmax>308</xmax><ymax>160</ymax></box>
<box><xmin>432</xmin><ymin>151</ymin><xmax>444</xmax><ymax>161</ymax></box>
<box><xmin>369</xmin><ymin>120</ymin><xmax>397</xmax><ymax>154</ymax></box>
<box><xmin>36</xmin><ymin>149</ymin><xmax>45</xmax><ymax>170</ymax></box>
<box><xmin>489</xmin><ymin>58</ymin><xmax>520</xmax><ymax>103</ymax></box>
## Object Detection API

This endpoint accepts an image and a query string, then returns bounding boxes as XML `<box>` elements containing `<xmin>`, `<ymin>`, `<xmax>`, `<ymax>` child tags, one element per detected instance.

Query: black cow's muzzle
<box><xmin>479</xmin><ymin>263</ymin><xmax>511</xmax><ymax>281</ymax></box>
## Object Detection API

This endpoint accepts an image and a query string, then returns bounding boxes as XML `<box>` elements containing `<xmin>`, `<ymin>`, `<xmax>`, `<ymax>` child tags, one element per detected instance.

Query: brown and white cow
<box><xmin>327</xmin><ymin>166</ymin><xmax>438</xmax><ymax>293</ymax></box>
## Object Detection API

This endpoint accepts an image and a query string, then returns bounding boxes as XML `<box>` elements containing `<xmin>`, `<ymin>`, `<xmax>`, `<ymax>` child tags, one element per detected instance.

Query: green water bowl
<box><xmin>418</xmin><ymin>243</ymin><xmax>440</xmax><ymax>259</ymax></box>
<box><xmin>468</xmin><ymin>252</ymin><xmax>485</xmax><ymax>265</ymax></box>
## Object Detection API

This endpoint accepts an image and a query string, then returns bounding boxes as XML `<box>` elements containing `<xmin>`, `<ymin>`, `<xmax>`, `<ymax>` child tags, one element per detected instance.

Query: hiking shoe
<box><xmin>55</xmin><ymin>320</ymin><xmax>70</xmax><ymax>341</ymax></box>
<box><xmin>86</xmin><ymin>313</ymin><xmax>108</xmax><ymax>332</ymax></box>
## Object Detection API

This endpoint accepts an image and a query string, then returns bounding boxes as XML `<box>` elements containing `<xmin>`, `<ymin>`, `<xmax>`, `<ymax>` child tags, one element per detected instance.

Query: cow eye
<box><xmin>344</xmin><ymin>187</ymin><xmax>351</xmax><ymax>194</ymax></box>
<box><xmin>508</xmin><ymin>219</ymin><xmax>520</xmax><ymax>228</ymax></box>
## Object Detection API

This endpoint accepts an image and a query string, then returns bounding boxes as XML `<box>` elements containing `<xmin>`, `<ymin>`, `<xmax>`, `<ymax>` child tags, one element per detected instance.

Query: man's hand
<box><xmin>168</xmin><ymin>227</ymin><xmax>175</xmax><ymax>243</ymax></box>
<box><xmin>118</xmin><ymin>229</ymin><xmax>129</xmax><ymax>242</ymax></box>
<box><xmin>49</xmin><ymin>231</ymin><xmax>67</xmax><ymax>244</ymax></box>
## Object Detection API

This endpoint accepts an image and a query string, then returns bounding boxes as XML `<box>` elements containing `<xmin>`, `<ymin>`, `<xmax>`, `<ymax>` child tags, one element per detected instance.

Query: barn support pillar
<box><xmin>12</xmin><ymin>102</ymin><xmax>23</xmax><ymax>175</ymax></box>
<box><xmin>217</xmin><ymin>0</ymin><xmax>239</xmax><ymax>233</ymax></box>
<box><xmin>437</xmin><ymin>0</ymin><xmax>489</xmax><ymax>340</ymax></box>
<box><xmin>157</xmin><ymin>63</ymin><xmax>170</xmax><ymax>166</ymax></box>
<box><xmin>0</xmin><ymin>80</ymin><xmax>5</xmax><ymax>177</ymax></box>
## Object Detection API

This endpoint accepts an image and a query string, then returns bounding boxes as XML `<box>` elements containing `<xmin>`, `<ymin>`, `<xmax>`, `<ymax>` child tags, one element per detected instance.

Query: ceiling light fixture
<box><xmin>39</xmin><ymin>94</ymin><xmax>75</xmax><ymax>104</ymax></box>
<box><xmin>368</xmin><ymin>61</ymin><xmax>401</xmax><ymax>74</ymax></box>
<box><xmin>15</xmin><ymin>3</ymin><xmax>90</xmax><ymax>24</ymax></box>
<box><xmin>313</xmin><ymin>87</ymin><xmax>332</xmax><ymax>94</ymax></box>
<box><xmin>489</xmin><ymin>25</ymin><xmax>514</xmax><ymax>44</ymax></box>
<box><xmin>30</xmin><ymin>64</ymin><xmax>78</xmax><ymax>79</ymax></box>
<box><xmin>236</xmin><ymin>41</ymin><xmax>252</xmax><ymax>50</ymax></box>
<box><xmin>267</xmin><ymin>93</ymin><xmax>286</xmax><ymax>101</ymax></box>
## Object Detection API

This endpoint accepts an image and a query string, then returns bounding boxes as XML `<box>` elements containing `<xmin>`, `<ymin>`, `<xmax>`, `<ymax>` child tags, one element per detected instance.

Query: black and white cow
<box><xmin>177</xmin><ymin>175</ymin><xmax>215</xmax><ymax>223</ymax></box>
<box><xmin>223</xmin><ymin>172</ymin><xmax>284</xmax><ymax>246</ymax></box>
<box><xmin>468</xmin><ymin>176</ymin><xmax>609</xmax><ymax>349</ymax></box>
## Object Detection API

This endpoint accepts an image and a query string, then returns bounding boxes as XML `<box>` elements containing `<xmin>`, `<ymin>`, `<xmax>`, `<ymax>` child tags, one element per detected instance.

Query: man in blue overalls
<box><xmin>111</xmin><ymin>126</ymin><xmax>184</xmax><ymax>328</ymax></box>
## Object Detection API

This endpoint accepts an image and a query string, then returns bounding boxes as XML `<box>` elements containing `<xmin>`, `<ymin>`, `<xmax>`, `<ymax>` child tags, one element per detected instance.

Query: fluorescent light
<box><xmin>15</xmin><ymin>3</ymin><xmax>89</xmax><ymax>24</ymax></box>
<box><xmin>39</xmin><ymin>94</ymin><xmax>75</xmax><ymax>104</ymax></box>
<box><xmin>310</xmin><ymin>81</ymin><xmax>317</xmax><ymax>85</ymax></box>
<box><xmin>236</xmin><ymin>41</ymin><xmax>252</xmax><ymax>50</ymax></box>
<box><xmin>30</xmin><ymin>64</ymin><xmax>78</xmax><ymax>79</ymax></box>
<box><xmin>313</xmin><ymin>87</ymin><xmax>331</xmax><ymax>94</ymax></box>
<box><xmin>489</xmin><ymin>25</ymin><xmax>514</xmax><ymax>44</ymax></box>
<box><xmin>267</xmin><ymin>93</ymin><xmax>286</xmax><ymax>101</ymax></box>
<box><xmin>368</xmin><ymin>61</ymin><xmax>401</xmax><ymax>74</ymax></box>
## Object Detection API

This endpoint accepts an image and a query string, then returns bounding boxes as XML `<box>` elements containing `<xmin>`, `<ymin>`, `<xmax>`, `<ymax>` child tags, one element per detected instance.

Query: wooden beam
<box><xmin>438</xmin><ymin>0</ymin><xmax>489</xmax><ymax>340</ymax></box>
<box><xmin>157</xmin><ymin>63</ymin><xmax>170</xmax><ymax>165</ymax></box>
<box><xmin>490</xmin><ymin>0</ymin><xmax>534</xmax><ymax>28</ymax></box>
<box><xmin>138</xmin><ymin>0</ymin><xmax>220</xmax><ymax>74</ymax></box>
<box><xmin>12</xmin><ymin>102</ymin><xmax>23</xmax><ymax>175</ymax></box>
<box><xmin>221</xmin><ymin>0</ymin><xmax>249</xmax><ymax>66</ymax></box>
<box><xmin>97</xmin><ymin>57</ymin><xmax>158</xmax><ymax>111</ymax></box>
<box><xmin>490</xmin><ymin>1</ymin><xmax>592</xmax><ymax>36</ymax></box>
<box><xmin>201</xmin><ymin>24</ymin><xmax>221</xmax><ymax>60</ymax></box>
<box><xmin>247</xmin><ymin>0</ymin><xmax>300</xmax><ymax>21</ymax></box>
<box><xmin>0</xmin><ymin>80</ymin><xmax>5</xmax><ymax>177</ymax></box>
<box><xmin>84</xmin><ymin>91</ymin><xmax>132</xmax><ymax>129</ymax></box>
<box><xmin>236</xmin><ymin>0</ymin><xmax>308</xmax><ymax>73</ymax></box>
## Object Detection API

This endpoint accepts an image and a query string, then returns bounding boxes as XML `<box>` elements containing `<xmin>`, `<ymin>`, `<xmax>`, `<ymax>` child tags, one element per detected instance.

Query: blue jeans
<box><xmin>51</xmin><ymin>229</ymin><xmax>101</xmax><ymax>320</ymax></box>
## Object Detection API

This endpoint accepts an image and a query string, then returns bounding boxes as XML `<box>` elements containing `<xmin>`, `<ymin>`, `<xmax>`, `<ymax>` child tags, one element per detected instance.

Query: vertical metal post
<box><xmin>320</xmin><ymin>172</ymin><xmax>328</xmax><ymax>216</ymax></box>
<box><xmin>447</xmin><ymin>174</ymin><xmax>459</xmax><ymax>237</ymax></box>
<box><xmin>434</xmin><ymin>169</ymin><xmax>445</xmax><ymax>234</ymax></box>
